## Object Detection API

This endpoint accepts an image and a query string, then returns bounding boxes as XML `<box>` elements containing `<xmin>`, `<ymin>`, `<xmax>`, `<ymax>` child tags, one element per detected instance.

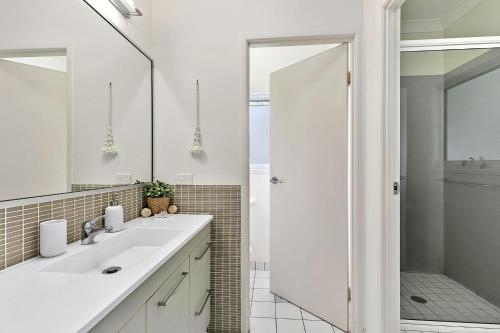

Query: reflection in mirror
<box><xmin>0</xmin><ymin>50</ymin><xmax>68</xmax><ymax>200</ymax></box>
<box><xmin>0</xmin><ymin>0</ymin><xmax>152</xmax><ymax>202</ymax></box>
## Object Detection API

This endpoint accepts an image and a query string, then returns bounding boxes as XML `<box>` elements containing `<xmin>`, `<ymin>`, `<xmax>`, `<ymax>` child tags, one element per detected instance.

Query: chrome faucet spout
<box><xmin>81</xmin><ymin>216</ymin><xmax>111</xmax><ymax>245</ymax></box>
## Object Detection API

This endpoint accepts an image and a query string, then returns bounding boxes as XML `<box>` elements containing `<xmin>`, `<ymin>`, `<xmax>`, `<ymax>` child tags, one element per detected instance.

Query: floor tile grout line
<box><xmin>300</xmin><ymin>308</ymin><xmax>307</xmax><ymax>333</ymax></box>
<box><xmin>251</xmin><ymin>270</ymin><xmax>256</xmax><ymax>304</ymax></box>
<box><xmin>274</xmin><ymin>295</ymin><xmax>278</xmax><ymax>333</ymax></box>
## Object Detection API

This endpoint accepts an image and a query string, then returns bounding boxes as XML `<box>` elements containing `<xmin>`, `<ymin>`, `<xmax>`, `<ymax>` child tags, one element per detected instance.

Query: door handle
<box><xmin>270</xmin><ymin>176</ymin><xmax>283</xmax><ymax>184</ymax></box>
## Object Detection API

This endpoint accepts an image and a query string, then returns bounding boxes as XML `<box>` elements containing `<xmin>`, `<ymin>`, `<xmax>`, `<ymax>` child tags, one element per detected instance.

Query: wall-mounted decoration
<box><xmin>190</xmin><ymin>79</ymin><xmax>204</xmax><ymax>155</ymax></box>
<box><xmin>101</xmin><ymin>82</ymin><xmax>120</xmax><ymax>157</ymax></box>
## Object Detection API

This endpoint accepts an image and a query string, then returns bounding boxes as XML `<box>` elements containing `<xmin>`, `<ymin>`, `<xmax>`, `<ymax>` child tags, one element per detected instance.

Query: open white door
<box><xmin>269</xmin><ymin>44</ymin><xmax>349</xmax><ymax>331</ymax></box>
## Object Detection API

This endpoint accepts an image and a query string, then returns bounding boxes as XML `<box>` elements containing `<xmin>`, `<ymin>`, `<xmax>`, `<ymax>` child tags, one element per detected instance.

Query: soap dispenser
<box><xmin>105</xmin><ymin>194</ymin><xmax>124</xmax><ymax>232</ymax></box>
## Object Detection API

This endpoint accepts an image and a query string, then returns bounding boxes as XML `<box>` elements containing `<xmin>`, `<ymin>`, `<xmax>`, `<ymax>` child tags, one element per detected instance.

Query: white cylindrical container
<box><xmin>40</xmin><ymin>219</ymin><xmax>67</xmax><ymax>257</ymax></box>
<box><xmin>105</xmin><ymin>194</ymin><xmax>124</xmax><ymax>232</ymax></box>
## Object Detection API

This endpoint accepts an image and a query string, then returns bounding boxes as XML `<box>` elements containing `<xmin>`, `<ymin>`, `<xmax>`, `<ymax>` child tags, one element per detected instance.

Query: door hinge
<box><xmin>348</xmin><ymin>287</ymin><xmax>352</xmax><ymax>302</ymax></box>
<box><xmin>393</xmin><ymin>181</ymin><xmax>400</xmax><ymax>195</ymax></box>
<box><xmin>347</xmin><ymin>71</ymin><xmax>352</xmax><ymax>85</ymax></box>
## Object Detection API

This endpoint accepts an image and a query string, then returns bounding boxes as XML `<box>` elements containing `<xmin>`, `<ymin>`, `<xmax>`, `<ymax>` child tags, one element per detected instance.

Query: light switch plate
<box><xmin>115</xmin><ymin>173</ymin><xmax>132</xmax><ymax>185</ymax></box>
<box><xmin>176</xmin><ymin>173</ymin><xmax>193</xmax><ymax>185</ymax></box>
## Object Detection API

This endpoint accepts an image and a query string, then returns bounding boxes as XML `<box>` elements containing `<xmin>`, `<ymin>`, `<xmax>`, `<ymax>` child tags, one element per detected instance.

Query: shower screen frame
<box><xmin>397</xmin><ymin>35</ymin><xmax>500</xmax><ymax>327</ymax></box>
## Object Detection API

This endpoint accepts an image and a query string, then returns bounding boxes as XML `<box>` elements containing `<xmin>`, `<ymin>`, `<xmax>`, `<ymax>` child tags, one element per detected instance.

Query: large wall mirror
<box><xmin>0</xmin><ymin>0</ymin><xmax>153</xmax><ymax>202</ymax></box>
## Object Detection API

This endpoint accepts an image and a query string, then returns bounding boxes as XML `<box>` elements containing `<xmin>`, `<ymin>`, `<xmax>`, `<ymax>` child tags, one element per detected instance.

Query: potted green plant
<box><xmin>143</xmin><ymin>180</ymin><xmax>174</xmax><ymax>214</ymax></box>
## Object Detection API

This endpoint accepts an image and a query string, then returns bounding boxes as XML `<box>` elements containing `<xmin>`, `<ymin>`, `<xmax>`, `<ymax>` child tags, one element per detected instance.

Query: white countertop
<box><xmin>0</xmin><ymin>214</ymin><xmax>212</xmax><ymax>333</ymax></box>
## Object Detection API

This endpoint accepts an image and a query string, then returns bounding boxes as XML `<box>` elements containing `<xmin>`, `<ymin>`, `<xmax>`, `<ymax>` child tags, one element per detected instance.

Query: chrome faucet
<box><xmin>81</xmin><ymin>216</ymin><xmax>111</xmax><ymax>245</ymax></box>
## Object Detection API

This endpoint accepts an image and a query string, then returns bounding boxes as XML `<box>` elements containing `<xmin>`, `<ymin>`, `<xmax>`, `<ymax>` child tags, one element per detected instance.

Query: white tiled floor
<box><xmin>401</xmin><ymin>272</ymin><xmax>500</xmax><ymax>324</ymax></box>
<box><xmin>249</xmin><ymin>269</ymin><xmax>500</xmax><ymax>333</ymax></box>
<box><xmin>249</xmin><ymin>269</ymin><xmax>345</xmax><ymax>333</ymax></box>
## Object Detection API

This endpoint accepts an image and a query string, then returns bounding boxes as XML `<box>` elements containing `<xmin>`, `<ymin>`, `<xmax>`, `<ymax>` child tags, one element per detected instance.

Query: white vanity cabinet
<box><xmin>90</xmin><ymin>224</ymin><xmax>211</xmax><ymax>333</ymax></box>
<box><xmin>190</xmin><ymin>236</ymin><xmax>211</xmax><ymax>333</ymax></box>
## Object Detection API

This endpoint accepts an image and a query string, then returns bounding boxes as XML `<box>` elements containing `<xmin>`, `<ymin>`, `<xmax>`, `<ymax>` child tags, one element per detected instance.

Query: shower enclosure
<box><xmin>400</xmin><ymin>39</ymin><xmax>500</xmax><ymax>325</ymax></box>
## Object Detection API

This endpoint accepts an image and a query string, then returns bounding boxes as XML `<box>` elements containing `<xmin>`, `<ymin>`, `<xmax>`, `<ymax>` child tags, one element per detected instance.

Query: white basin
<box><xmin>42</xmin><ymin>228</ymin><xmax>182</xmax><ymax>274</ymax></box>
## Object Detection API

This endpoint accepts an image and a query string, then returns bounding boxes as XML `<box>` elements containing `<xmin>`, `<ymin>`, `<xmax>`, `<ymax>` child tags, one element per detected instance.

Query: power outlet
<box><xmin>176</xmin><ymin>173</ymin><xmax>193</xmax><ymax>185</ymax></box>
<box><xmin>115</xmin><ymin>173</ymin><xmax>132</xmax><ymax>185</ymax></box>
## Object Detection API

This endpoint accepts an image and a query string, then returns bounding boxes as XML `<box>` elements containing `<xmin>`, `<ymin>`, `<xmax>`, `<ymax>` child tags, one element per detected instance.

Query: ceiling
<box><xmin>401</xmin><ymin>0</ymin><xmax>482</xmax><ymax>34</ymax></box>
<box><xmin>402</xmin><ymin>0</ymin><xmax>460</xmax><ymax>21</ymax></box>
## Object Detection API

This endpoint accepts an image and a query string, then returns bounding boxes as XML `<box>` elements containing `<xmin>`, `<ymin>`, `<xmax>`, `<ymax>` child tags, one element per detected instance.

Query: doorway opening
<box><xmin>247</xmin><ymin>40</ymin><xmax>352</xmax><ymax>333</ymax></box>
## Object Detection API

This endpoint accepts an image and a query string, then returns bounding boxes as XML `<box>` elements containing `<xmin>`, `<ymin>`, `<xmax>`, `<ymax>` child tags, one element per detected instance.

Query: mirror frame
<box><xmin>0</xmin><ymin>1</ymin><xmax>154</xmax><ymax>203</ymax></box>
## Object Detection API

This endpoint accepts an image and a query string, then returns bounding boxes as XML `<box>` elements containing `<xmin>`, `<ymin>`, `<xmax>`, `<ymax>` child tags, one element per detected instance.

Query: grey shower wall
<box><xmin>400</xmin><ymin>75</ymin><xmax>445</xmax><ymax>274</ymax></box>
<box><xmin>444</xmin><ymin>180</ymin><xmax>500</xmax><ymax>307</ymax></box>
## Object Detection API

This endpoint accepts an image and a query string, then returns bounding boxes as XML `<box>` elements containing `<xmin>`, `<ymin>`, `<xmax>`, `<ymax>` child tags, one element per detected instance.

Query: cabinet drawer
<box><xmin>118</xmin><ymin>305</ymin><xmax>146</xmax><ymax>333</ymax></box>
<box><xmin>147</xmin><ymin>258</ymin><xmax>190</xmax><ymax>333</ymax></box>
<box><xmin>190</xmin><ymin>236</ymin><xmax>211</xmax><ymax>333</ymax></box>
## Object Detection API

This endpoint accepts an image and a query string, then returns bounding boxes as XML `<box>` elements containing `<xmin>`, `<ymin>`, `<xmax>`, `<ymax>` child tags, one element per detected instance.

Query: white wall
<box><xmin>84</xmin><ymin>0</ymin><xmax>152</xmax><ymax>54</ymax></box>
<box><xmin>443</xmin><ymin>170</ymin><xmax>500</xmax><ymax>308</ymax></box>
<box><xmin>152</xmin><ymin>0</ymin><xmax>363</xmax><ymax>185</ymax></box>
<box><xmin>249</xmin><ymin>165</ymin><xmax>270</xmax><ymax>263</ymax></box>
<box><xmin>362</xmin><ymin>0</ymin><xmax>385</xmax><ymax>332</ymax></box>
<box><xmin>0</xmin><ymin>60</ymin><xmax>67</xmax><ymax>200</ymax></box>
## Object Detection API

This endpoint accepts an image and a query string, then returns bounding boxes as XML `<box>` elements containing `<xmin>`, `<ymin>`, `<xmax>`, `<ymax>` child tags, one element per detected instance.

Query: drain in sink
<box><xmin>102</xmin><ymin>266</ymin><xmax>122</xmax><ymax>274</ymax></box>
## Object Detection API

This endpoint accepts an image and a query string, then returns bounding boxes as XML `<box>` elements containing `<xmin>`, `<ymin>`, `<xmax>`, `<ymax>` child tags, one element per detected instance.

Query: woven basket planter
<box><xmin>146</xmin><ymin>197</ymin><xmax>170</xmax><ymax>215</ymax></box>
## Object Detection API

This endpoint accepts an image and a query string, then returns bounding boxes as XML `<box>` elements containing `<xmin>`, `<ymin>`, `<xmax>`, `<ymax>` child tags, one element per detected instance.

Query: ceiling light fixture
<box><xmin>108</xmin><ymin>0</ymin><xmax>142</xmax><ymax>17</ymax></box>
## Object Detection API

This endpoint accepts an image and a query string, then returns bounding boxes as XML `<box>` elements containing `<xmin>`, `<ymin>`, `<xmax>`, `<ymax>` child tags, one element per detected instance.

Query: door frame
<box><xmin>240</xmin><ymin>33</ymin><xmax>362</xmax><ymax>333</ymax></box>
<box><xmin>382</xmin><ymin>1</ymin><xmax>404</xmax><ymax>333</ymax></box>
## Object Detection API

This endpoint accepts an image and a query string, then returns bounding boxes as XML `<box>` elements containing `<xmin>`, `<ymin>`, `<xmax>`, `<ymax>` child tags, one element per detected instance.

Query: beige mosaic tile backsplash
<box><xmin>71</xmin><ymin>184</ymin><xmax>115</xmax><ymax>192</ymax></box>
<box><xmin>171</xmin><ymin>185</ymin><xmax>242</xmax><ymax>333</ymax></box>
<box><xmin>0</xmin><ymin>186</ymin><xmax>143</xmax><ymax>270</ymax></box>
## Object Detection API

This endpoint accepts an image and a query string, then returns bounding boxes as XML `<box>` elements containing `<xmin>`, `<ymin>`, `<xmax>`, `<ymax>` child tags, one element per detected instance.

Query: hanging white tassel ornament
<box><xmin>101</xmin><ymin>82</ymin><xmax>119</xmax><ymax>156</ymax></box>
<box><xmin>190</xmin><ymin>127</ymin><xmax>203</xmax><ymax>155</ymax></box>
<box><xmin>190</xmin><ymin>79</ymin><xmax>204</xmax><ymax>155</ymax></box>
<box><xmin>101</xmin><ymin>127</ymin><xmax>119</xmax><ymax>156</ymax></box>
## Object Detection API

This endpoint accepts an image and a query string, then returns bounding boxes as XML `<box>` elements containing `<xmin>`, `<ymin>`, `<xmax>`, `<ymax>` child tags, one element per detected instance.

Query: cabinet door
<box><xmin>190</xmin><ymin>236</ymin><xmax>211</xmax><ymax>333</ymax></box>
<box><xmin>147</xmin><ymin>258</ymin><xmax>190</xmax><ymax>333</ymax></box>
<box><xmin>119</xmin><ymin>305</ymin><xmax>146</xmax><ymax>333</ymax></box>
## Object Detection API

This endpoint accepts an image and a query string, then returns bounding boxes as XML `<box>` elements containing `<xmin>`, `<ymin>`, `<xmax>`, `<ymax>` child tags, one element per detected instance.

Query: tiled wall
<box><xmin>172</xmin><ymin>185</ymin><xmax>242</xmax><ymax>333</ymax></box>
<box><xmin>0</xmin><ymin>186</ymin><xmax>143</xmax><ymax>270</ymax></box>
<box><xmin>71</xmin><ymin>184</ymin><xmax>115</xmax><ymax>192</ymax></box>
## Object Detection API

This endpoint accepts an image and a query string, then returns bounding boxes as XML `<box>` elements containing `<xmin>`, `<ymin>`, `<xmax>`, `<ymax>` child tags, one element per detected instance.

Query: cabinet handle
<box><xmin>195</xmin><ymin>243</ymin><xmax>211</xmax><ymax>261</ymax></box>
<box><xmin>157</xmin><ymin>272</ymin><xmax>189</xmax><ymax>307</ymax></box>
<box><xmin>194</xmin><ymin>289</ymin><xmax>212</xmax><ymax>316</ymax></box>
